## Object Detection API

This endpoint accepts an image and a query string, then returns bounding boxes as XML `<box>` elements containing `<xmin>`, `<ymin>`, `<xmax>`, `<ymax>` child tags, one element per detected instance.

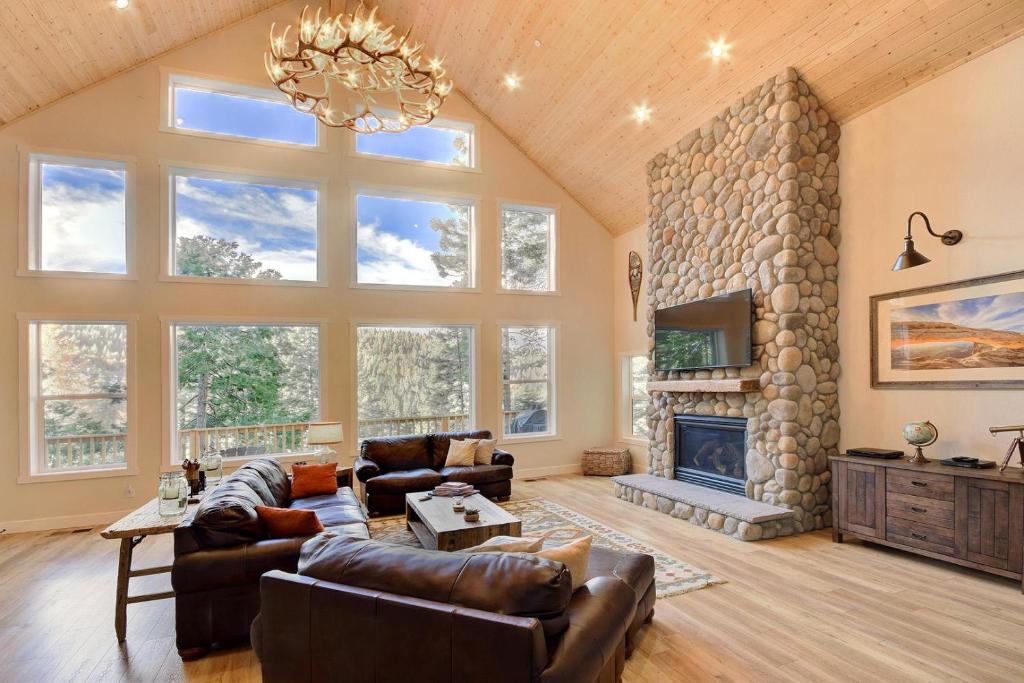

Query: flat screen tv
<box><xmin>654</xmin><ymin>289</ymin><xmax>753</xmax><ymax>372</ymax></box>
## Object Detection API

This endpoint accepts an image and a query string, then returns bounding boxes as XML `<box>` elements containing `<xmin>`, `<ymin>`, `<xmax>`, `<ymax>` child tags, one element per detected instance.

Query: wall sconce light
<box><xmin>892</xmin><ymin>211</ymin><xmax>963</xmax><ymax>271</ymax></box>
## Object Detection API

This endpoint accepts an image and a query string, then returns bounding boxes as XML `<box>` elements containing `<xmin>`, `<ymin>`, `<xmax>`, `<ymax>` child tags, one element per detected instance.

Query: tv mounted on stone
<box><xmin>654</xmin><ymin>289</ymin><xmax>753</xmax><ymax>372</ymax></box>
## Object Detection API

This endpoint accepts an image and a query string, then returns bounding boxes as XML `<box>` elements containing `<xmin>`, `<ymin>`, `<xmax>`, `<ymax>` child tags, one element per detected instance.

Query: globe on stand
<box><xmin>902</xmin><ymin>421</ymin><xmax>939</xmax><ymax>464</ymax></box>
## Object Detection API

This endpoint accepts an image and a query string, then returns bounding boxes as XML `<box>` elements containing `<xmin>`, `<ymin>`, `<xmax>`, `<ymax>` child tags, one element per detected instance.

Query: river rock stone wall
<box><xmin>644</xmin><ymin>67</ymin><xmax>841</xmax><ymax>534</ymax></box>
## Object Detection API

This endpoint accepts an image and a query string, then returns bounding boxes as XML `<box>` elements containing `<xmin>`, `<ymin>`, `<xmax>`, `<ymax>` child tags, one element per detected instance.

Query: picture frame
<box><xmin>870</xmin><ymin>269</ymin><xmax>1024</xmax><ymax>389</ymax></box>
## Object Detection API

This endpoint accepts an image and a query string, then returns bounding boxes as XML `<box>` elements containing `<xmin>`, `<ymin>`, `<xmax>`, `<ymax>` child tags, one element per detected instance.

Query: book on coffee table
<box><xmin>431</xmin><ymin>482</ymin><xmax>477</xmax><ymax>497</ymax></box>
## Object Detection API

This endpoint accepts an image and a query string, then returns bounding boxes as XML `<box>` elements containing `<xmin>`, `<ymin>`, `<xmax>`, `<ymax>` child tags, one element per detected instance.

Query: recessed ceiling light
<box><xmin>503</xmin><ymin>73</ymin><xmax>521</xmax><ymax>90</ymax></box>
<box><xmin>708</xmin><ymin>37</ymin><xmax>730</xmax><ymax>61</ymax></box>
<box><xmin>534</xmin><ymin>39</ymin><xmax>542</xmax><ymax>48</ymax></box>
<box><xmin>632</xmin><ymin>104</ymin><xmax>652</xmax><ymax>125</ymax></box>
<box><xmin>115</xmin><ymin>0</ymin><xmax>129</xmax><ymax>9</ymax></box>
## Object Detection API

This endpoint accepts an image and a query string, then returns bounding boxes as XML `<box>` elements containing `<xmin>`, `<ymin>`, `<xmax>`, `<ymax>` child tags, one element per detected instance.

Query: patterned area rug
<box><xmin>367</xmin><ymin>498</ymin><xmax>722</xmax><ymax>598</ymax></box>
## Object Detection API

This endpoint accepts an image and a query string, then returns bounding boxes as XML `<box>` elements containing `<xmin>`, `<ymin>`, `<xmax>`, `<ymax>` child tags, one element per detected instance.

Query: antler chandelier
<box><xmin>265</xmin><ymin>3</ymin><xmax>452</xmax><ymax>134</ymax></box>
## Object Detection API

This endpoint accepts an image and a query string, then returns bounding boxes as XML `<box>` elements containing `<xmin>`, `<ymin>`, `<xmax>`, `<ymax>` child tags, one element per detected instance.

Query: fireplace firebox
<box><xmin>673</xmin><ymin>415</ymin><xmax>747</xmax><ymax>495</ymax></box>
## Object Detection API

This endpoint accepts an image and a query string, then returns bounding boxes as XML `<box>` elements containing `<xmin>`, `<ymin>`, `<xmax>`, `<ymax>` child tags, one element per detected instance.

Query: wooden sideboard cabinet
<box><xmin>830</xmin><ymin>455</ymin><xmax>1024</xmax><ymax>591</ymax></box>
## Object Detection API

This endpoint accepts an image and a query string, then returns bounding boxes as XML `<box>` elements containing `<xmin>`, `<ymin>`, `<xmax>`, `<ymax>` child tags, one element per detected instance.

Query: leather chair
<box><xmin>252</xmin><ymin>535</ymin><xmax>655</xmax><ymax>683</ymax></box>
<box><xmin>356</xmin><ymin>430</ymin><xmax>514</xmax><ymax>515</ymax></box>
<box><xmin>171</xmin><ymin>458</ymin><xmax>369</xmax><ymax>660</ymax></box>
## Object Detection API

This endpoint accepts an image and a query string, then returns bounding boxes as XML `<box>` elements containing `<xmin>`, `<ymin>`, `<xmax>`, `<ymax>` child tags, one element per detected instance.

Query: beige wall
<box><xmin>838</xmin><ymin>36</ymin><xmax>1024</xmax><ymax>460</ymax></box>
<box><xmin>612</xmin><ymin>227</ymin><xmax>649</xmax><ymax>470</ymax></box>
<box><xmin>0</xmin><ymin>1</ymin><xmax>613</xmax><ymax>531</ymax></box>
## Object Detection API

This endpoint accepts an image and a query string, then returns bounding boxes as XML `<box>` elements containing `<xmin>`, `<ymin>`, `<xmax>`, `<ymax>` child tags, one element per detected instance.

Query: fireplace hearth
<box><xmin>673</xmin><ymin>415</ymin><xmax>747</xmax><ymax>496</ymax></box>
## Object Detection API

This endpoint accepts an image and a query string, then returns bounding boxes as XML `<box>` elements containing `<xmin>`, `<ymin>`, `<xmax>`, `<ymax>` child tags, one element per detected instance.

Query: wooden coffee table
<box><xmin>405</xmin><ymin>492</ymin><xmax>521</xmax><ymax>551</ymax></box>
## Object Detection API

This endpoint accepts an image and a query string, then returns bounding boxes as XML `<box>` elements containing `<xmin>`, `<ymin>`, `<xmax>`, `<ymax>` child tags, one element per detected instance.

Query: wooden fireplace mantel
<box><xmin>647</xmin><ymin>379</ymin><xmax>760</xmax><ymax>393</ymax></box>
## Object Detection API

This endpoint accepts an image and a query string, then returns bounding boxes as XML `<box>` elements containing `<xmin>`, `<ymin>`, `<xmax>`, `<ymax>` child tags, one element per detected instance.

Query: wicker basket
<box><xmin>582</xmin><ymin>446</ymin><xmax>631</xmax><ymax>476</ymax></box>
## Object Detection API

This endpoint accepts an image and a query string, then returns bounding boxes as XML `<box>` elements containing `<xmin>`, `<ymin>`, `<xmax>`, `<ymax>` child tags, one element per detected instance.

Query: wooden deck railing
<box><xmin>44</xmin><ymin>412</ymin><xmax>532</xmax><ymax>471</ymax></box>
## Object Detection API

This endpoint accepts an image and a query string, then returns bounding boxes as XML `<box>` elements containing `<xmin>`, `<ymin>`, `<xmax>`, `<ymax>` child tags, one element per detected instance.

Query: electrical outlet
<box><xmin>126</xmin><ymin>484</ymin><xmax>136</xmax><ymax>498</ymax></box>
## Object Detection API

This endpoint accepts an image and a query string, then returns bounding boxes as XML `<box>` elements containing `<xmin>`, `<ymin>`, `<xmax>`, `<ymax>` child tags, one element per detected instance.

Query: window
<box><xmin>356</xmin><ymin>325</ymin><xmax>474</xmax><ymax>440</ymax></box>
<box><xmin>355</xmin><ymin>190</ymin><xmax>475</xmax><ymax>289</ymax></box>
<box><xmin>170</xmin><ymin>322</ymin><xmax>321</xmax><ymax>462</ymax></box>
<box><xmin>501</xmin><ymin>326</ymin><xmax>556</xmax><ymax>438</ymax></box>
<box><xmin>624</xmin><ymin>355</ymin><xmax>649</xmax><ymax>440</ymax></box>
<box><xmin>24</xmin><ymin>153</ymin><xmax>128</xmax><ymax>276</ymax></box>
<box><xmin>167</xmin><ymin>167</ymin><xmax>319</xmax><ymax>283</ymax></box>
<box><xmin>500</xmin><ymin>204</ymin><xmax>556</xmax><ymax>292</ymax></box>
<box><xmin>23</xmin><ymin>320</ymin><xmax>132</xmax><ymax>477</ymax></box>
<box><xmin>354</xmin><ymin>116</ymin><xmax>475</xmax><ymax>168</ymax></box>
<box><xmin>164</xmin><ymin>73</ymin><xmax>318</xmax><ymax>147</ymax></box>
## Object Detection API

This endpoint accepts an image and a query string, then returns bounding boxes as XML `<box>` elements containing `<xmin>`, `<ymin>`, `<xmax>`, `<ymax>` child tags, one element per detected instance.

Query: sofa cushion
<box><xmin>440</xmin><ymin>464</ymin><xmax>513</xmax><ymax>486</ymax></box>
<box><xmin>428</xmin><ymin>431</ymin><xmax>493</xmax><ymax>470</ymax></box>
<box><xmin>583</xmin><ymin>544</ymin><xmax>656</xmax><ymax>602</ymax></box>
<box><xmin>256</xmin><ymin>506</ymin><xmax>324</xmax><ymax>539</ymax></box>
<box><xmin>364</xmin><ymin>468</ymin><xmax>443</xmax><ymax>495</ymax></box>
<box><xmin>291</xmin><ymin>463</ymin><xmax>338</xmax><ymax>499</ymax></box>
<box><xmin>244</xmin><ymin>457</ymin><xmax>291</xmax><ymax>506</ymax></box>
<box><xmin>360</xmin><ymin>435</ymin><xmax>432</xmax><ymax>473</ymax></box>
<box><xmin>310</xmin><ymin>505</ymin><xmax>370</xmax><ymax>529</ymax></box>
<box><xmin>288</xmin><ymin>491</ymin><xmax>360</xmax><ymax>512</ymax></box>
<box><xmin>299</xmin><ymin>536</ymin><xmax>572</xmax><ymax>621</ymax></box>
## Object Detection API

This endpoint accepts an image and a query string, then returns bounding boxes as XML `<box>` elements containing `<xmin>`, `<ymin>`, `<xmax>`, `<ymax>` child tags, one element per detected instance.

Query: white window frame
<box><xmin>18</xmin><ymin>147</ymin><xmax>136</xmax><ymax>280</ymax></box>
<box><xmin>350</xmin><ymin>184</ymin><xmax>480</xmax><ymax>292</ymax></box>
<box><xmin>351</xmin><ymin>320</ymin><xmax>479</xmax><ymax>447</ymax></box>
<box><xmin>160</xmin><ymin>69</ymin><xmax>325</xmax><ymax>151</ymax></box>
<box><xmin>497</xmin><ymin>200</ymin><xmax>559</xmax><ymax>295</ymax></box>
<box><xmin>160</xmin><ymin>162</ymin><xmax>326</xmax><ymax>287</ymax></box>
<box><xmin>498</xmin><ymin>323</ymin><xmax>559</xmax><ymax>443</ymax></box>
<box><xmin>619</xmin><ymin>353</ymin><xmax>650</xmax><ymax>445</ymax></box>
<box><xmin>18</xmin><ymin>314</ymin><xmax>139</xmax><ymax>483</ymax></box>
<box><xmin>162</xmin><ymin>316</ymin><xmax>328</xmax><ymax>470</ymax></box>
<box><xmin>348</xmin><ymin>107</ymin><xmax>479</xmax><ymax>172</ymax></box>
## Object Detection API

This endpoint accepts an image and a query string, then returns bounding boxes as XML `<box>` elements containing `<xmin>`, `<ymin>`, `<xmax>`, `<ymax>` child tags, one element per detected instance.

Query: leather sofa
<box><xmin>252</xmin><ymin>535</ymin><xmax>656</xmax><ymax>682</ymax></box>
<box><xmin>171</xmin><ymin>458</ymin><xmax>368</xmax><ymax>660</ymax></box>
<box><xmin>356</xmin><ymin>430</ymin><xmax>514</xmax><ymax>515</ymax></box>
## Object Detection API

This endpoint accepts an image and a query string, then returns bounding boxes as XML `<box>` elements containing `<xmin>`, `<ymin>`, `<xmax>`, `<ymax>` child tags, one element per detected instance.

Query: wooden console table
<box><xmin>101</xmin><ymin>497</ymin><xmax>200</xmax><ymax>642</ymax></box>
<box><xmin>830</xmin><ymin>454</ymin><xmax>1024</xmax><ymax>591</ymax></box>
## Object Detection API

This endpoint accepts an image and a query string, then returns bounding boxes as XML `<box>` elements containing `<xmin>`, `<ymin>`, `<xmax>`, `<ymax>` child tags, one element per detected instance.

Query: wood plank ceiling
<box><xmin>2</xmin><ymin>1</ymin><xmax>1023</xmax><ymax>235</ymax></box>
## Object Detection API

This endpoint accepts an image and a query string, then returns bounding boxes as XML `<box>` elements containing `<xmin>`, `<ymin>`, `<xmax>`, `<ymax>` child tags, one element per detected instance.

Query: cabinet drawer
<box><xmin>886</xmin><ymin>469</ymin><xmax>954</xmax><ymax>502</ymax></box>
<box><xmin>886</xmin><ymin>492</ymin><xmax>955</xmax><ymax>529</ymax></box>
<box><xmin>887</xmin><ymin>517</ymin><xmax>956</xmax><ymax>556</ymax></box>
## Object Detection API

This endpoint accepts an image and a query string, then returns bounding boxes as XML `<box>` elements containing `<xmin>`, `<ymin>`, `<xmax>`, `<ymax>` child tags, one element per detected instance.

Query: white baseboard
<box><xmin>514</xmin><ymin>463</ymin><xmax>582</xmax><ymax>480</ymax></box>
<box><xmin>0</xmin><ymin>508</ymin><xmax>135</xmax><ymax>535</ymax></box>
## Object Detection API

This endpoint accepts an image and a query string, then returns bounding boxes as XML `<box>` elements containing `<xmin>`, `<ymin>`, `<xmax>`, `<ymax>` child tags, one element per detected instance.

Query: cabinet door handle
<box><xmin>910</xmin><ymin>506</ymin><xmax>927</xmax><ymax>513</ymax></box>
<box><xmin>911</xmin><ymin>532</ymin><xmax>928</xmax><ymax>541</ymax></box>
<box><xmin>911</xmin><ymin>481</ymin><xmax>927</xmax><ymax>487</ymax></box>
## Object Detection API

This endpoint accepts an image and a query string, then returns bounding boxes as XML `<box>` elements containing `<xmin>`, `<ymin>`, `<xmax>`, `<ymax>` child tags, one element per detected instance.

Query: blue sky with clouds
<box><xmin>175</xmin><ymin>87</ymin><xmax>317</xmax><ymax>145</ymax></box>
<box><xmin>892</xmin><ymin>292</ymin><xmax>1024</xmax><ymax>332</ymax></box>
<box><xmin>41</xmin><ymin>163</ymin><xmax>126</xmax><ymax>273</ymax></box>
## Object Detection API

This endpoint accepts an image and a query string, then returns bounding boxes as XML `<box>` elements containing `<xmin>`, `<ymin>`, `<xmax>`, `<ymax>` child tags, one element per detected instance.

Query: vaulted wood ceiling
<box><xmin>2</xmin><ymin>1</ymin><xmax>1023</xmax><ymax>235</ymax></box>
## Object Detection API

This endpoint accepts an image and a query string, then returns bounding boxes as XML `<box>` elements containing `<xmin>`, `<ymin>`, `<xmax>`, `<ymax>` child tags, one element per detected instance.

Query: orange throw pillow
<box><xmin>291</xmin><ymin>462</ymin><xmax>338</xmax><ymax>499</ymax></box>
<box><xmin>256</xmin><ymin>506</ymin><xmax>324</xmax><ymax>539</ymax></box>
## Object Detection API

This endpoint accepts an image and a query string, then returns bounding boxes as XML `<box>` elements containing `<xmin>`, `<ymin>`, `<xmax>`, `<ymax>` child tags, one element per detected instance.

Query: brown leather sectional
<box><xmin>356</xmin><ymin>430</ymin><xmax>515</xmax><ymax>515</ymax></box>
<box><xmin>171</xmin><ymin>458</ymin><xmax>368</xmax><ymax>659</ymax></box>
<box><xmin>252</xmin><ymin>535</ymin><xmax>656</xmax><ymax>682</ymax></box>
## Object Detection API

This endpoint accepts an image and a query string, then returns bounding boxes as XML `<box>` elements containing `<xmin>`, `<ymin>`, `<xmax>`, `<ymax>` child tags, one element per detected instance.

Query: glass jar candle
<box><xmin>158</xmin><ymin>472</ymin><xmax>188</xmax><ymax>516</ymax></box>
<box><xmin>200</xmin><ymin>452</ymin><xmax>223</xmax><ymax>485</ymax></box>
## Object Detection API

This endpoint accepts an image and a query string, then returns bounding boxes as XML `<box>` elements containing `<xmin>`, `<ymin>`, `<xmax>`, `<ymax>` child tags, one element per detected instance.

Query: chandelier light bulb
<box><xmin>632</xmin><ymin>104</ymin><xmax>652</xmax><ymax>125</ymax></box>
<box><xmin>115</xmin><ymin>0</ymin><xmax>129</xmax><ymax>8</ymax></box>
<box><xmin>708</xmin><ymin>37</ymin><xmax>730</xmax><ymax>61</ymax></box>
<box><xmin>504</xmin><ymin>73</ymin><xmax>521</xmax><ymax>90</ymax></box>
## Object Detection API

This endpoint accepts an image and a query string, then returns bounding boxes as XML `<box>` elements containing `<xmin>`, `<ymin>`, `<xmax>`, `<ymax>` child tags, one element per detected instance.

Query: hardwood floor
<box><xmin>1</xmin><ymin>474</ymin><xmax>1022</xmax><ymax>681</ymax></box>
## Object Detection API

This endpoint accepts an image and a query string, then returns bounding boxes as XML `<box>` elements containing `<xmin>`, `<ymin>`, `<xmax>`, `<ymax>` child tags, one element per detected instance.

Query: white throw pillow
<box><xmin>458</xmin><ymin>535</ymin><xmax>544</xmax><ymax>554</ymax></box>
<box><xmin>444</xmin><ymin>438</ymin><xmax>480</xmax><ymax>468</ymax></box>
<box><xmin>474</xmin><ymin>438</ymin><xmax>498</xmax><ymax>465</ymax></box>
<box><xmin>536</xmin><ymin>535</ymin><xmax>593</xmax><ymax>592</ymax></box>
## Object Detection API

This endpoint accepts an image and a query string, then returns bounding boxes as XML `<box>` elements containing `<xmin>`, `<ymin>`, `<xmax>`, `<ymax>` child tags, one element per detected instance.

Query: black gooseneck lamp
<box><xmin>892</xmin><ymin>211</ymin><xmax>964</xmax><ymax>271</ymax></box>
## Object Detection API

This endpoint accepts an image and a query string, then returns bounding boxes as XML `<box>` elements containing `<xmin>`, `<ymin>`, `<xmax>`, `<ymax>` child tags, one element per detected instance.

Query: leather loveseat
<box><xmin>252</xmin><ymin>535</ymin><xmax>656</xmax><ymax>683</ymax></box>
<box><xmin>171</xmin><ymin>457</ymin><xmax>368</xmax><ymax>660</ymax></box>
<box><xmin>356</xmin><ymin>430</ymin><xmax>514</xmax><ymax>515</ymax></box>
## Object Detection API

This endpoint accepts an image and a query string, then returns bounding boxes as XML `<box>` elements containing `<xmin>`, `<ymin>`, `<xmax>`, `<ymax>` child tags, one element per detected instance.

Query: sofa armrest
<box><xmin>171</xmin><ymin>537</ymin><xmax>305</xmax><ymax>594</ymax></box>
<box><xmin>492</xmin><ymin>448</ymin><xmax>514</xmax><ymax>467</ymax></box>
<box><xmin>354</xmin><ymin>456</ymin><xmax>381</xmax><ymax>483</ymax></box>
<box><xmin>539</xmin><ymin>576</ymin><xmax>634</xmax><ymax>683</ymax></box>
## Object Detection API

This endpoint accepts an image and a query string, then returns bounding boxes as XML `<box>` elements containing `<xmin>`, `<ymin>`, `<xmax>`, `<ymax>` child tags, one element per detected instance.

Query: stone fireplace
<box><xmin>674</xmin><ymin>415</ymin><xmax>746</xmax><ymax>495</ymax></box>
<box><xmin>613</xmin><ymin>67</ymin><xmax>841</xmax><ymax>541</ymax></box>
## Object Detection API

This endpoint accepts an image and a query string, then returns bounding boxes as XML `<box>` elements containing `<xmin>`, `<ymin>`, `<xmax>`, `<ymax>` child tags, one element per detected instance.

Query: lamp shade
<box><xmin>891</xmin><ymin>237</ymin><xmax>931</xmax><ymax>271</ymax></box>
<box><xmin>306</xmin><ymin>421</ymin><xmax>343</xmax><ymax>445</ymax></box>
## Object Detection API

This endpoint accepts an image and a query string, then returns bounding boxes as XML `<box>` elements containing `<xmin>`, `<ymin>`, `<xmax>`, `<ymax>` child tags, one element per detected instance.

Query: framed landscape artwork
<box><xmin>871</xmin><ymin>269</ymin><xmax>1024</xmax><ymax>389</ymax></box>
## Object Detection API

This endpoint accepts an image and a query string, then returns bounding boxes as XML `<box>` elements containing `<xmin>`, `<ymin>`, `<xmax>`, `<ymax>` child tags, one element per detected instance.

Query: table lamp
<box><xmin>306</xmin><ymin>421</ymin><xmax>343</xmax><ymax>464</ymax></box>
